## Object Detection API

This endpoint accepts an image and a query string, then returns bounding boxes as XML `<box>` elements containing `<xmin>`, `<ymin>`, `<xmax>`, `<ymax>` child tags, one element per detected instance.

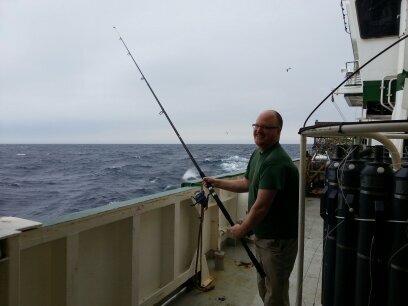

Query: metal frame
<box><xmin>295</xmin><ymin>120</ymin><xmax>408</xmax><ymax>306</ymax></box>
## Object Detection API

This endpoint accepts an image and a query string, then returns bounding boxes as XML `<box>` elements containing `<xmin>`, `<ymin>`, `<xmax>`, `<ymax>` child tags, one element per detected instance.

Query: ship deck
<box><xmin>167</xmin><ymin>196</ymin><xmax>323</xmax><ymax>306</ymax></box>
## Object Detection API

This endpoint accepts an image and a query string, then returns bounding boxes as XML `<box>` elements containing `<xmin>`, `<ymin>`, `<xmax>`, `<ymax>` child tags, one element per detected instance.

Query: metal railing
<box><xmin>344</xmin><ymin>61</ymin><xmax>362</xmax><ymax>86</ymax></box>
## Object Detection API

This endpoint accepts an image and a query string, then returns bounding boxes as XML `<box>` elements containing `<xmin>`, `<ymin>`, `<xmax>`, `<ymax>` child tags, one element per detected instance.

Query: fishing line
<box><xmin>306</xmin><ymin>219</ymin><xmax>344</xmax><ymax>305</ymax></box>
<box><xmin>387</xmin><ymin>242</ymin><xmax>408</xmax><ymax>267</ymax></box>
<box><xmin>337</xmin><ymin>145</ymin><xmax>358</xmax><ymax>211</ymax></box>
<box><xmin>113</xmin><ymin>27</ymin><xmax>266</xmax><ymax>278</ymax></box>
<box><xmin>303</xmin><ymin>33</ymin><xmax>408</xmax><ymax>127</ymax></box>
<box><xmin>368</xmin><ymin>235</ymin><xmax>375</xmax><ymax>306</ymax></box>
<box><xmin>193</xmin><ymin>200</ymin><xmax>214</xmax><ymax>292</ymax></box>
<box><xmin>312</xmin><ymin>260</ymin><xmax>323</xmax><ymax>306</ymax></box>
<box><xmin>331</xmin><ymin>95</ymin><xmax>347</xmax><ymax>122</ymax></box>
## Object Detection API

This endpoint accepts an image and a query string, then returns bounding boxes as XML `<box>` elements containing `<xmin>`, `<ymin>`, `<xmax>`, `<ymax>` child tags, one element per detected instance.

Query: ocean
<box><xmin>0</xmin><ymin>144</ymin><xmax>302</xmax><ymax>221</ymax></box>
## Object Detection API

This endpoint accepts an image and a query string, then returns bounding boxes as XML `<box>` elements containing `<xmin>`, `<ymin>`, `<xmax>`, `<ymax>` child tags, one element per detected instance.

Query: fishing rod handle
<box><xmin>240</xmin><ymin>238</ymin><xmax>266</xmax><ymax>278</ymax></box>
<box><xmin>207</xmin><ymin>185</ymin><xmax>266</xmax><ymax>278</ymax></box>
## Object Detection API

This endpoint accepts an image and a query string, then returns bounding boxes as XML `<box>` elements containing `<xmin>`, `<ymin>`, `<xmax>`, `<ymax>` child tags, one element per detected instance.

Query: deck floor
<box><xmin>167</xmin><ymin>197</ymin><xmax>323</xmax><ymax>306</ymax></box>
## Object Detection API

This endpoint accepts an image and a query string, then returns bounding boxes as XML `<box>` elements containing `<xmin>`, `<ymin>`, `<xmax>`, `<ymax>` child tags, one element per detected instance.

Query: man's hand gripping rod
<box><xmin>114</xmin><ymin>27</ymin><xmax>266</xmax><ymax>278</ymax></box>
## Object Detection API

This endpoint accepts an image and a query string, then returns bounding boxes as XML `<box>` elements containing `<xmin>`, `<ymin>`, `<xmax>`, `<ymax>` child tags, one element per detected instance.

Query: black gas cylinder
<box><xmin>360</xmin><ymin>145</ymin><xmax>375</xmax><ymax>163</ymax></box>
<box><xmin>334</xmin><ymin>145</ymin><xmax>364</xmax><ymax>306</ymax></box>
<box><xmin>355</xmin><ymin>146</ymin><xmax>393</xmax><ymax>306</ymax></box>
<box><xmin>387</xmin><ymin>162</ymin><xmax>408</xmax><ymax>306</ymax></box>
<box><xmin>321</xmin><ymin>145</ymin><xmax>344</xmax><ymax>306</ymax></box>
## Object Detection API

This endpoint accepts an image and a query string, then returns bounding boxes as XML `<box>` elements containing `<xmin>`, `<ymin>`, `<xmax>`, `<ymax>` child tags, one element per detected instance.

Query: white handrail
<box><xmin>380</xmin><ymin>76</ymin><xmax>397</xmax><ymax>112</ymax></box>
<box><xmin>387</xmin><ymin>77</ymin><xmax>397</xmax><ymax>110</ymax></box>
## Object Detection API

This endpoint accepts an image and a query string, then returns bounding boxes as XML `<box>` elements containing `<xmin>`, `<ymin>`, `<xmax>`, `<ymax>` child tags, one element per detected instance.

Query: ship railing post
<box><xmin>66</xmin><ymin>234</ymin><xmax>79</xmax><ymax>306</ymax></box>
<box><xmin>131</xmin><ymin>215</ymin><xmax>140</xmax><ymax>306</ymax></box>
<box><xmin>296</xmin><ymin>134</ymin><xmax>307</xmax><ymax>306</ymax></box>
<box><xmin>8</xmin><ymin>236</ymin><xmax>21</xmax><ymax>306</ymax></box>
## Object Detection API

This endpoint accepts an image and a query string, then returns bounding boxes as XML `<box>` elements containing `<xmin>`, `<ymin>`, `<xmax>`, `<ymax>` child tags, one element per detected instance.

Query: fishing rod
<box><xmin>113</xmin><ymin>27</ymin><xmax>266</xmax><ymax>278</ymax></box>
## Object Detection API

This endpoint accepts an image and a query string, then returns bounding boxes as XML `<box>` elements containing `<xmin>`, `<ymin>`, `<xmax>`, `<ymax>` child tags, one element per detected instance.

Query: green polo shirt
<box><xmin>245</xmin><ymin>143</ymin><xmax>299</xmax><ymax>239</ymax></box>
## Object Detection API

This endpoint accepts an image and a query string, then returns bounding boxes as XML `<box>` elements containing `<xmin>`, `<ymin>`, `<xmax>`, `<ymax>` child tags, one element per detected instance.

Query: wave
<box><xmin>182</xmin><ymin>167</ymin><xmax>200</xmax><ymax>181</ymax></box>
<box><xmin>105</xmin><ymin>165</ymin><xmax>123</xmax><ymax>171</ymax></box>
<box><xmin>220</xmin><ymin>155</ymin><xmax>249</xmax><ymax>172</ymax></box>
<box><xmin>164</xmin><ymin>184</ymin><xmax>175</xmax><ymax>191</ymax></box>
<box><xmin>1</xmin><ymin>144</ymin><xmax>259</xmax><ymax>220</ymax></box>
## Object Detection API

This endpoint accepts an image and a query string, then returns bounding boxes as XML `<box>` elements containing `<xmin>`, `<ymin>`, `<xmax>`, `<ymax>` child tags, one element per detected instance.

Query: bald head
<box><xmin>261</xmin><ymin>110</ymin><xmax>282</xmax><ymax>130</ymax></box>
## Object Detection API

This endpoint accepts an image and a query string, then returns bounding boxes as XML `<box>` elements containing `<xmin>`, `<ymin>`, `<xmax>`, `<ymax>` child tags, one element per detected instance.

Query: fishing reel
<box><xmin>191</xmin><ymin>190</ymin><xmax>208</xmax><ymax>208</ymax></box>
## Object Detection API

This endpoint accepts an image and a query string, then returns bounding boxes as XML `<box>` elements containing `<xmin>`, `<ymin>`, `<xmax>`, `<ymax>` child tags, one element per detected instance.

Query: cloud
<box><xmin>0</xmin><ymin>0</ymin><xmax>355</xmax><ymax>144</ymax></box>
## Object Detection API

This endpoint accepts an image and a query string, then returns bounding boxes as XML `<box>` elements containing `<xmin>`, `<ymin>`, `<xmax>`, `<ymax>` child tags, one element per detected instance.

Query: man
<box><xmin>203</xmin><ymin>110</ymin><xmax>299</xmax><ymax>306</ymax></box>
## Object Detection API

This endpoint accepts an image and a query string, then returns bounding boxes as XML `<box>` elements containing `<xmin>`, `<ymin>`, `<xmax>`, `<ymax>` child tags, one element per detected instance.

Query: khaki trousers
<box><xmin>255</xmin><ymin>238</ymin><xmax>298</xmax><ymax>306</ymax></box>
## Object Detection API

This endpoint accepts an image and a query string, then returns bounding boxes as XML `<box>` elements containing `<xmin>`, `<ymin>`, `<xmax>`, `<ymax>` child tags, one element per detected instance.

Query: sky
<box><xmin>0</xmin><ymin>0</ymin><xmax>357</xmax><ymax>144</ymax></box>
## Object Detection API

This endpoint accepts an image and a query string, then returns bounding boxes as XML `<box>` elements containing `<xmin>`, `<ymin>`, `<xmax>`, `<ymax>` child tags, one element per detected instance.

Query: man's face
<box><xmin>253</xmin><ymin>112</ymin><xmax>281</xmax><ymax>151</ymax></box>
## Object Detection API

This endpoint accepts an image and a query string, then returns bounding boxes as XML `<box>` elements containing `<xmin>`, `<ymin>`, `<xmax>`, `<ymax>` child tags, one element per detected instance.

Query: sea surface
<box><xmin>0</xmin><ymin>144</ymin><xmax>302</xmax><ymax>221</ymax></box>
